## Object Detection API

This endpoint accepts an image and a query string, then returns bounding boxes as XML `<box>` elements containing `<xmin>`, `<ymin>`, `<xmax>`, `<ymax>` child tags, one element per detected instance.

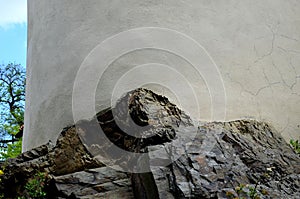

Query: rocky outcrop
<box><xmin>151</xmin><ymin>120</ymin><xmax>300</xmax><ymax>198</ymax></box>
<box><xmin>0</xmin><ymin>88</ymin><xmax>299</xmax><ymax>198</ymax></box>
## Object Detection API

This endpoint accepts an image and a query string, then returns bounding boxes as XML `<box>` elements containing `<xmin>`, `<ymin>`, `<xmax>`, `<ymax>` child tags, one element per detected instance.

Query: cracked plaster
<box><xmin>24</xmin><ymin>0</ymin><xmax>300</xmax><ymax>151</ymax></box>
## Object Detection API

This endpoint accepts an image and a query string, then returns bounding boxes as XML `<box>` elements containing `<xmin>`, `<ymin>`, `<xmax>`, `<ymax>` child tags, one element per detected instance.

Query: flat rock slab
<box><xmin>54</xmin><ymin>167</ymin><xmax>133</xmax><ymax>199</ymax></box>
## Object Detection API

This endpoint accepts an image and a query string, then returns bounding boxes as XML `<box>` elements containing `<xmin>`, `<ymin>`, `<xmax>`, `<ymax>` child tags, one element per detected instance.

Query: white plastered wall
<box><xmin>24</xmin><ymin>0</ymin><xmax>300</xmax><ymax>151</ymax></box>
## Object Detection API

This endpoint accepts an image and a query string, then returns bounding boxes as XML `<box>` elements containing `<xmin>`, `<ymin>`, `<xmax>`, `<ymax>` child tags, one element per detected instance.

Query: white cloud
<box><xmin>0</xmin><ymin>0</ymin><xmax>27</xmax><ymax>28</ymax></box>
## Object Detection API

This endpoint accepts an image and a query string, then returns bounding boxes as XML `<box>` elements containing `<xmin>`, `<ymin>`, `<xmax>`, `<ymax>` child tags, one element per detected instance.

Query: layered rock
<box><xmin>151</xmin><ymin>120</ymin><xmax>300</xmax><ymax>198</ymax></box>
<box><xmin>0</xmin><ymin>88</ymin><xmax>299</xmax><ymax>198</ymax></box>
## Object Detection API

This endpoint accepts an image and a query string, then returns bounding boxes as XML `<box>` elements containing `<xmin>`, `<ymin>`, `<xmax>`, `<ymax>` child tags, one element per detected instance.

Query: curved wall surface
<box><xmin>24</xmin><ymin>0</ymin><xmax>300</xmax><ymax>151</ymax></box>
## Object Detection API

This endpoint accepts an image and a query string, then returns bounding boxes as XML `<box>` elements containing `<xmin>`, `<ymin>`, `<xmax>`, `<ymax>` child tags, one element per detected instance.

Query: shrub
<box><xmin>20</xmin><ymin>172</ymin><xmax>47</xmax><ymax>199</ymax></box>
<box><xmin>290</xmin><ymin>139</ymin><xmax>300</xmax><ymax>154</ymax></box>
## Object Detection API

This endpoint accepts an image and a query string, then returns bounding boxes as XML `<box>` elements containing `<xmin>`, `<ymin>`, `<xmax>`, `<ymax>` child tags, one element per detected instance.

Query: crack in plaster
<box><xmin>225</xmin><ymin>72</ymin><xmax>281</xmax><ymax>97</ymax></box>
<box><xmin>279</xmin><ymin>34</ymin><xmax>299</xmax><ymax>42</ymax></box>
<box><xmin>253</xmin><ymin>24</ymin><xmax>277</xmax><ymax>64</ymax></box>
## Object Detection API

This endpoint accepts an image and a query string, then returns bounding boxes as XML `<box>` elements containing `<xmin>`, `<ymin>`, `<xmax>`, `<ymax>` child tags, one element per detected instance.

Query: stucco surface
<box><xmin>24</xmin><ymin>0</ymin><xmax>300</xmax><ymax>151</ymax></box>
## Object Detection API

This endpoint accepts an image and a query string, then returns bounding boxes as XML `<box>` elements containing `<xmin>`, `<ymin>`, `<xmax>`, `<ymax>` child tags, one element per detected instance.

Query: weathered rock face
<box><xmin>151</xmin><ymin>120</ymin><xmax>300</xmax><ymax>198</ymax></box>
<box><xmin>1</xmin><ymin>89</ymin><xmax>299</xmax><ymax>198</ymax></box>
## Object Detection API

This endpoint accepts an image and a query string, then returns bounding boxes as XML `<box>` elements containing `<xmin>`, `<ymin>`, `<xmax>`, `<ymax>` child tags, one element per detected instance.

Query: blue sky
<box><xmin>0</xmin><ymin>1</ymin><xmax>27</xmax><ymax>67</ymax></box>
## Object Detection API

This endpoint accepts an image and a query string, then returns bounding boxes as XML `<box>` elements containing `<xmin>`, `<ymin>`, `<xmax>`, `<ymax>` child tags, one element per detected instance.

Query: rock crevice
<box><xmin>1</xmin><ymin>88</ymin><xmax>299</xmax><ymax>198</ymax></box>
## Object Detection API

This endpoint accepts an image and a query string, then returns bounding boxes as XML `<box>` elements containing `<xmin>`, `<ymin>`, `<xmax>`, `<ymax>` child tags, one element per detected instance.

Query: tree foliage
<box><xmin>0</xmin><ymin>63</ymin><xmax>25</xmax><ymax>159</ymax></box>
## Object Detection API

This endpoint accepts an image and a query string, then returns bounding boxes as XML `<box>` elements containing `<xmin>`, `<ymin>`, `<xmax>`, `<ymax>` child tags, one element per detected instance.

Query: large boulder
<box><xmin>1</xmin><ymin>88</ymin><xmax>299</xmax><ymax>198</ymax></box>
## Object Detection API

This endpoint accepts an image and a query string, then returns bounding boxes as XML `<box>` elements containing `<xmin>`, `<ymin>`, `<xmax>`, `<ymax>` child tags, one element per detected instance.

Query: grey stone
<box><xmin>1</xmin><ymin>89</ymin><xmax>299</xmax><ymax>198</ymax></box>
